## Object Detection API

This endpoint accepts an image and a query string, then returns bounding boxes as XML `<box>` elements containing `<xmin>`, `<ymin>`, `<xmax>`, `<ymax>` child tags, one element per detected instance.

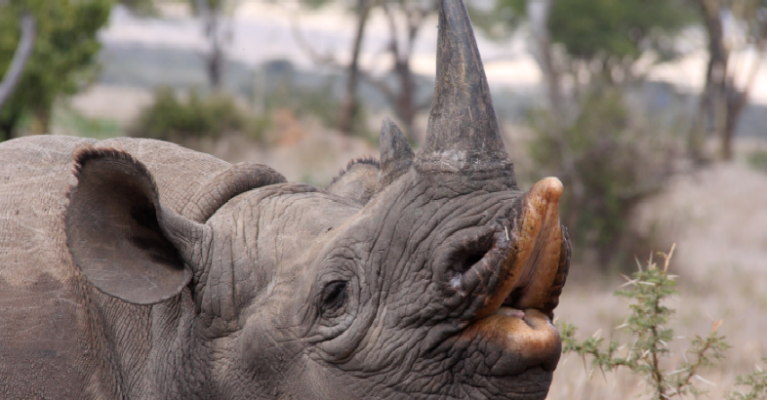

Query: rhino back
<box><xmin>0</xmin><ymin>135</ymin><xmax>231</xmax><ymax>399</ymax></box>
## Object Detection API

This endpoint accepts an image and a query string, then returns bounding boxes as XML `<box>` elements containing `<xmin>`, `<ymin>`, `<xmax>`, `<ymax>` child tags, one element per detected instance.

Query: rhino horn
<box><xmin>416</xmin><ymin>0</ymin><xmax>514</xmax><ymax>180</ymax></box>
<box><xmin>378</xmin><ymin>117</ymin><xmax>414</xmax><ymax>189</ymax></box>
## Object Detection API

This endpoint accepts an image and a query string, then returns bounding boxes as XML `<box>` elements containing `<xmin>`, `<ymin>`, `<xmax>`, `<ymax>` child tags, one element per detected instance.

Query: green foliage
<box><xmin>189</xmin><ymin>0</ymin><xmax>227</xmax><ymax>14</ymax></box>
<box><xmin>726</xmin><ymin>358</ymin><xmax>767</xmax><ymax>400</ymax></box>
<box><xmin>130</xmin><ymin>87</ymin><xmax>247</xmax><ymax>141</ymax></box>
<box><xmin>53</xmin><ymin>104</ymin><xmax>122</xmax><ymax>139</ymax></box>
<box><xmin>0</xmin><ymin>0</ymin><xmax>113</xmax><ymax>139</ymax></box>
<box><xmin>560</xmin><ymin>245</ymin><xmax>732</xmax><ymax>399</ymax></box>
<box><xmin>747</xmin><ymin>149</ymin><xmax>767</xmax><ymax>173</ymax></box>
<box><xmin>475</xmin><ymin>0</ymin><xmax>695</xmax><ymax>83</ymax></box>
<box><xmin>118</xmin><ymin>0</ymin><xmax>157</xmax><ymax>16</ymax></box>
<box><xmin>467</xmin><ymin>0</ymin><xmax>525</xmax><ymax>40</ymax></box>
<box><xmin>526</xmin><ymin>88</ymin><xmax>677</xmax><ymax>267</ymax></box>
<box><xmin>547</xmin><ymin>0</ymin><xmax>693</xmax><ymax>63</ymax></box>
<box><xmin>266</xmin><ymin>84</ymin><xmax>340</xmax><ymax>129</ymax></box>
<box><xmin>262</xmin><ymin>74</ymin><xmax>374</xmax><ymax>141</ymax></box>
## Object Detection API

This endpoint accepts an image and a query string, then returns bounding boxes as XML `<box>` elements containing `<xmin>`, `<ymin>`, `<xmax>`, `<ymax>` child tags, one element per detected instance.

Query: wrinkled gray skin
<box><xmin>0</xmin><ymin>2</ymin><xmax>569</xmax><ymax>399</ymax></box>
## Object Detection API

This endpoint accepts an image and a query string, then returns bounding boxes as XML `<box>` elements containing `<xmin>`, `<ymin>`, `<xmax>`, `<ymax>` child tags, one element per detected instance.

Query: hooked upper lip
<box><xmin>451</xmin><ymin>178</ymin><xmax>570</xmax><ymax>374</ymax></box>
<box><xmin>462</xmin><ymin>177</ymin><xmax>569</xmax><ymax>322</ymax></box>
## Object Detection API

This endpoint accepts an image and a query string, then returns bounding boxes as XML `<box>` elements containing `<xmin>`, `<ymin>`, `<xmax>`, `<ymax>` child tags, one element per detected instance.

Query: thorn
<box><xmin>504</xmin><ymin>226</ymin><xmax>509</xmax><ymax>241</ymax></box>
<box><xmin>662</xmin><ymin>243</ymin><xmax>677</xmax><ymax>272</ymax></box>
<box><xmin>705</xmin><ymin>310</ymin><xmax>724</xmax><ymax>331</ymax></box>
<box><xmin>694</xmin><ymin>374</ymin><xmax>716</xmax><ymax>386</ymax></box>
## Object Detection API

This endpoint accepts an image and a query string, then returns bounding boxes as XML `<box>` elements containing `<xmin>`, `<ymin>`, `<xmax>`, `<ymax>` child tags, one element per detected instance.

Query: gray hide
<box><xmin>0</xmin><ymin>1</ymin><xmax>570</xmax><ymax>399</ymax></box>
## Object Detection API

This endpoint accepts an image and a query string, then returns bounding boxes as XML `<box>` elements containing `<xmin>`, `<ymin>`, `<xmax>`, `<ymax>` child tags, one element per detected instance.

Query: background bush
<box><xmin>524</xmin><ymin>88</ymin><xmax>680</xmax><ymax>270</ymax></box>
<box><xmin>129</xmin><ymin>86</ymin><xmax>246</xmax><ymax>141</ymax></box>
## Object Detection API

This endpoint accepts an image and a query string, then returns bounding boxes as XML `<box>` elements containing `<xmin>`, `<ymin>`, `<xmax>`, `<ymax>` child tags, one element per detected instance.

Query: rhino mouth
<box><xmin>453</xmin><ymin>178</ymin><xmax>570</xmax><ymax>376</ymax></box>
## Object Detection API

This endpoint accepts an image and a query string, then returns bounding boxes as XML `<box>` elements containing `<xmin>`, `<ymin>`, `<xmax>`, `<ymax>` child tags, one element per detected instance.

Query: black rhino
<box><xmin>0</xmin><ymin>1</ymin><xmax>570</xmax><ymax>399</ymax></box>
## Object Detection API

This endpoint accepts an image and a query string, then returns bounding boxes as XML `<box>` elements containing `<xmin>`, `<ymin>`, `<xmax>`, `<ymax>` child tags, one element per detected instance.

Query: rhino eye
<box><xmin>321</xmin><ymin>280</ymin><xmax>348</xmax><ymax>315</ymax></box>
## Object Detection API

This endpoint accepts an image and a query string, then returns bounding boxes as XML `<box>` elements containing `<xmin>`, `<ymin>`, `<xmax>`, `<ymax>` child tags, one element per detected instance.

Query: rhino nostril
<box><xmin>451</xmin><ymin>234</ymin><xmax>495</xmax><ymax>277</ymax></box>
<box><xmin>449</xmin><ymin>246</ymin><xmax>492</xmax><ymax>294</ymax></box>
<box><xmin>458</xmin><ymin>252</ymin><xmax>485</xmax><ymax>274</ymax></box>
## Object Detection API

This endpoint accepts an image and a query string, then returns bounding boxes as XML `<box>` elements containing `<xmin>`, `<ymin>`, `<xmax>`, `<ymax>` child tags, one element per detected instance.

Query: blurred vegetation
<box><xmin>727</xmin><ymin>358</ymin><xmax>767</xmax><ymax>400</ymax></box>
<box><xmin>560</xmin><ymin>245</ymin><xmax>767</xmax><ymax>399</ymax></box>
<box><xmin>53</xmin><ymin>105</ymin><xmax>122</xmax><ymax>139</ymax></box>
<box><xmin>0</xmin><ymin>0</ymin><xmax>112</xmax><ymax>140</ymax></box>
<box><xmin>118</xmin><ymin>0</ymin><xmax>156</xmax><ymax>16</ymax></box>
<box><xmin>747</xmin><ymin>149</ymin><xmax>767</xmax><ymax>173</ymax></box>
<box><xmin>473</xmin><ymin>0</ymin><xmax>696</xmax><ymax>271</ymax></box>
<box><xmin>257</xmin><ymin>62</ymin><xmax>374</xmax><ymax>142</ymax></box>
<box><xmin>525</xmin><ymin>88</ymin><xmax>679</xmax><ymax>270</ymax></box>
<box><xmin>289</xmin><ymin>0</ymin><xmax>437</xmax><ymax>141</ymax></box>
<box><xmin>130</xmin><ymin>78</ymin><xmax>375</xmax><ymax>146</ymax></box>
<box><xmin>475</xmin><ymin>0</ymin><xmax>694</xmax><ymax>81</ymax></box>
<box><xmin>547</xmin><ymin>0</ymin><xmax>693</xmax><ymax>65</ymax></box>
<box><xmin>130</xmin><ymin>87</ymin><xmax>252</xmax><ymax>141</ymax></box>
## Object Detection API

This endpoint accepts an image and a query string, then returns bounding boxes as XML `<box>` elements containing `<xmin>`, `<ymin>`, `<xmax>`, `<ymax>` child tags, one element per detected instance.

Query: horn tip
<box><xmin>529</xmin><ymin>177</ymin><xmax>563</xmax><ymax>204</ymax></box>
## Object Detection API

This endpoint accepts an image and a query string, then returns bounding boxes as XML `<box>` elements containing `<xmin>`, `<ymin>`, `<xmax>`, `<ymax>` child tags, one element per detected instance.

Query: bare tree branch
<box><xmin>0</xmin><ymin>12</ymin><xmax>37</xmax><ymax>112</ymax></box>
<box><xmin>357</xmin><ymin>70</ymin><xmax>397</xmax><ymax>103</ymax></box>
<box><xmin>193</xmin><ymin>0</ymin><xmax>236</xmax><ymax>90</ymax></box>
<box><xmin>338</xmin><ymin>0</ymin><xmax>375</xmax><ymax>133</ymax></box>
<box><xmin>381</xmin><ymin>1</ymin><xmax>401</xmax><ymax>63</ymax></box>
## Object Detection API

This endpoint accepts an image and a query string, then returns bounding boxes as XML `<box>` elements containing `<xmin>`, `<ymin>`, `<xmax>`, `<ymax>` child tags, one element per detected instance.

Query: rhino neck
<box><xmin>149</xmin><ymin>293</ymin><xmax>220</xmax><ymax>399</ymax></box>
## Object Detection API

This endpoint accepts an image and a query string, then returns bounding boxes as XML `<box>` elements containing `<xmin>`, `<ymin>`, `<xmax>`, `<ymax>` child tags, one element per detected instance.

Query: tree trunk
<box><xmin>30</xmin><ymin>106</ymin><xmax>51</xmax><ymax>135</ymax></box>
<box><xmin>722</xmin><ymin>79</ymin><xmax>749</xmax><ymax>160</ymax></box>
<box><xmin>338</xmin><ymin>0</ymin><xmax>373</xmax><ymax>134</ymax></box>
<box><xmin>0</xmin><ymin>12</ymin><xmax>37</xmax><ymax>114</ymax></box>
<box><xmin>194</xmin><ymin>0</ymin><xmax>227</xmax><ymax>91</ymax></box>
<box><xmin>692</xmin><ymin>0</ymin><xmax>728</xmax><ymax>162</ymax></box>
<box><xmin>527</xmin><ymin>0</ymin><xmax>562</xmax><ymax>116</ymax></box>
<box><xmin>206</xmin><ymin>18</ymin><xmax>224</xmax><ymax>91</ymax></box>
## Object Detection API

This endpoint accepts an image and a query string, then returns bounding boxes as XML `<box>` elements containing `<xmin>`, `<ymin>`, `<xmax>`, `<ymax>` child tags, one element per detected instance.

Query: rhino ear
<box><xmin>327</xmin><ymin>158</ymin><xmax>380</xmax><ymax>205</ymax></box>
<box><xmin>65</xmin><ymin>148</ymin><xmax>208</xmax><ymax>305</ymax></box>
<box><xmin>378</xmin><ymin>117</ymin><xmax>414</xmax><ymax>190</ymax></box>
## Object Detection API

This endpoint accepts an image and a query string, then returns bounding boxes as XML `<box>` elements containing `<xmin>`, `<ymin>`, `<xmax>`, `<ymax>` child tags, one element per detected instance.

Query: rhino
<box><xmin>0</xmin><ymin>1</ymin><xmax>570</xmax><ymax>399</ymax></box>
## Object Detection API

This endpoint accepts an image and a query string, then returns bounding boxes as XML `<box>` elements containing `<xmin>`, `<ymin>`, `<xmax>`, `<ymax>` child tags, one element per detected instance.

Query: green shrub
<box><xmin>747</xmin><ymin>149</ymin><xmax>767</xmax><ymax>173</ymax></box>
<box><xmin>130</xmin><ymin>87</ymin><xmax>245</xmax><ymax>141</ymax></box>
<box><xmin>560</xmin><ymin>245</ymin><xmax>767</xmax><ymax>399</ymax></box>
<box><xmin>726</xmin><ymin>358</ymin><xmax>767</xmax><ymax>400</ymax></box>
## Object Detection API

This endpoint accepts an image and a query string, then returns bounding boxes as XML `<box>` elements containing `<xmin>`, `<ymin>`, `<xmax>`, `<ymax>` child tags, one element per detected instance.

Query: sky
<box><xmin>99</xmin><ymin>2</ymin><xmax>767</xmax><ymax>104</ymax></box>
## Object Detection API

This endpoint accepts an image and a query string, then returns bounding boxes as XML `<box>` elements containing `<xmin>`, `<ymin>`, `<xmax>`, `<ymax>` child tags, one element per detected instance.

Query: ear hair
<box><xmin>330</xmin><ymin>157</ymin><xmax>380</xmax><ymax>186</ymax></box>
<box><xmin>327</xmin><ymin>157</ymin><xmax>380</xmax><ymax>205</ymax></box>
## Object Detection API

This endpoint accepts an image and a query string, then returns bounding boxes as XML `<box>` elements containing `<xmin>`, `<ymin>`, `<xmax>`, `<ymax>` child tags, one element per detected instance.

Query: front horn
<box><xmin>415</xmin><ymin>0</ymin><xmax>514</xmax><ymax>183</ymax></box>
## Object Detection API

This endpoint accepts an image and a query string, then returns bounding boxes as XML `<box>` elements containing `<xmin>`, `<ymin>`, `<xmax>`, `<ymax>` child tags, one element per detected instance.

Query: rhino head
<box><xmin>65</xmin><ymin>1</ymin><xmax>569</xmax><ymax>399</ymax></box>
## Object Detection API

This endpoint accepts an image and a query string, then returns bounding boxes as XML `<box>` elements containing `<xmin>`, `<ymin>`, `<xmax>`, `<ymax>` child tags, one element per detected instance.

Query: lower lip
<box><xmin>496</xmin><ymin>307</ymin><xmax>525</xmax><ymax>319</ymax></box>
